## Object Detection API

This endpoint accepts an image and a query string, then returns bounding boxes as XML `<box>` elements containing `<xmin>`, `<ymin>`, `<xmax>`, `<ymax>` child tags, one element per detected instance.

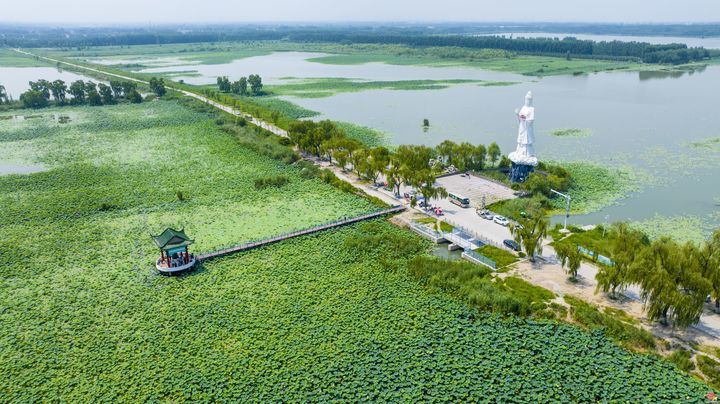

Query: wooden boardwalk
<box><xmin>197</xmin><ymin>205</ymin><xmax>406</xmax><ymax>262</ymax></box>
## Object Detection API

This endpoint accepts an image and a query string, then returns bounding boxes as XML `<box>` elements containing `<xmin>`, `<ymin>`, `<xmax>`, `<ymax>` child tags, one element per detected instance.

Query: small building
<box><xmin>152</xmin><ymin>228</ymin><xmax>196</xmax><ymax>274</ymax></box>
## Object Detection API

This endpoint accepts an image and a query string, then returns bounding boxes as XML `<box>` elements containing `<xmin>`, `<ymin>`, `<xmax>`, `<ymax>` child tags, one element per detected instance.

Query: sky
<box><xmin>3</xmin><ymin>0</ymin><xmax>720</xmax><ymax>24</ymax></box>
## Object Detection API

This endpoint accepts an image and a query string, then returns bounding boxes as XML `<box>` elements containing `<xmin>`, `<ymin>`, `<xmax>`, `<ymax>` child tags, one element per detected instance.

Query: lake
<box><xmin>137</xmin><ymin>51</ymin><xmax>520</xmax><ymax>85</ymax></box>
<box><xmin>65</xmin><ymin>49</ymin><xmax>720</xmax><ymax>236</ymax></box>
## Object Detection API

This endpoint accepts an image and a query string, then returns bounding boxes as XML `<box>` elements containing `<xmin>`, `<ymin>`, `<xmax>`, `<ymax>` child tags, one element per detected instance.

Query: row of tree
<box><xmin>434</xmin><ymin>139</ymin><xmax>502</xmax><ymax>172</ymax></box>
<box><xmin>287</xmin><ymin>120</ymin><xmax>507</xmax><ymax>207</ymax></box>
<box><xmin>290</xmin><ymin>32</ymin><xmax>712</xmax><ymax>65</ymax></box>
<box><xmin>510</xmin><ymin>209</ymin><xmax>720</xmax><ymax>329</ymax></box>
<box><xmin>594</xmin><ymin>224</ymin><xmax>720</xmax><ymax>328</ymax></box>
<box><xmin>216</xmin><ymin>74</ymin><xmax>263</xmax><ymax>96</ymax></box>
<box><xmin>511</xmin><ymin>205</ymin><xmax>720</xmax><ymax>327</ymax></box>
<box><xmin>19</xmin><ymin>79</ymin><xmax>142</xmax><ymax>108</ymax></box>
<box><xmin>15</xmin><ymin>77</ymin><xmax>169</xmax><ymax>109</ymax></box>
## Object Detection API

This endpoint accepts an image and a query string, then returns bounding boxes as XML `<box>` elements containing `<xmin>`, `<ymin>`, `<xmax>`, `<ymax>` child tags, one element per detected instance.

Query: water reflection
<box><xmin>638</xmin><ymin>65</ymin><xmax>707</xmax><ymax>81</ymax></box>
<box><xmin>430</xmin><ymin>244</ymin><xmax>463</xmax><ymax>261</ymax></box>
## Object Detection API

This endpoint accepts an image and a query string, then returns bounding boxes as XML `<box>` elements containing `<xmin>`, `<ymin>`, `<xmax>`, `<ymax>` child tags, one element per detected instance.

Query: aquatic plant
<box><xmin>0</xmin><ymin>100</ymin><xmax>713</xmax><ymax>401</ymax></box>
<box><xmin>548</xmin><ymin>128</ymin><xmax>592</xmax><ymax>138</ymax></box>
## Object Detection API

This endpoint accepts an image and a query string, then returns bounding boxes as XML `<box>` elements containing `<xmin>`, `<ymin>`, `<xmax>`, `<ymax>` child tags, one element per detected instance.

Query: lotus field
<box><xmin>0</xmin><ymin>101</ymin><xmax>712</xmax><ymax>400</ymax></box>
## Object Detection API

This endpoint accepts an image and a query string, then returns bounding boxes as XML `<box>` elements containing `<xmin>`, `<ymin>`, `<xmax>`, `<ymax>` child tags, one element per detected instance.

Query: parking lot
<box><xmin>397</xmin><ymin>173</ymin><xmax>518</xmax><ymax>248</ymax></box>
<box><xmin>437</xmin><ymin>173</ymin><xmax>516</xmax><ymax>209</ymax></box>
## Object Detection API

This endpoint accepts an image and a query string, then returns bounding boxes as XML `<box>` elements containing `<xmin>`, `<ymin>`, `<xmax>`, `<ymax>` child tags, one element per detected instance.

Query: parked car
<box><xmin>478</xmin><ymin>210</ymin><xmax>494</xmax><ymax>220</ymax></box>
<box><xmin>494</xmin><ymin>215</ymin><xmax>510</xmax><ymax>226</ymax></box>
<box><xmin>503</xmin><ymin>239</ymin><xmax>521</xmax><ymax>252</ymax></box>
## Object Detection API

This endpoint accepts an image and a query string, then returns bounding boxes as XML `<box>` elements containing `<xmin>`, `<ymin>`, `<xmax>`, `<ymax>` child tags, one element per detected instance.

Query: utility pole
<box><xmin>550</xmin><ymin>189</ymin><xmax>571</xmax><ymax>231</ymax></box>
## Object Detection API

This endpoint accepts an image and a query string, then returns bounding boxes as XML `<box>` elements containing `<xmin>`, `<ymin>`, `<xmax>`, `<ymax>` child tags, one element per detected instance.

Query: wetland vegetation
<box><xmin>3</xmin><ymin>22</ymin><xmax>720</xmax><ymax>400</ymax></box>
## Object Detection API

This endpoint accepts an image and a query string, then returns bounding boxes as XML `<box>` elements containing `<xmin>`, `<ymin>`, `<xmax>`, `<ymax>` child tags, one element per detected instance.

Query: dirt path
<box><xmin>511</xmin><ymin>257</ymin><xmax>720</xmax><ymax>350</ymax></box>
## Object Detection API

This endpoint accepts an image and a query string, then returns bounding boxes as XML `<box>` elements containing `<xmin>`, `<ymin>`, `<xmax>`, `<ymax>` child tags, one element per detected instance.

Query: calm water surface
<box><xmin>138</xmin><ymin>52</ymin><xmax>520</xmax><ymax>84</ymax></box>
<box><xmin>0</xmin><ymin>67</ymin><xmax>97</xmax><ymax>99</ymax></box>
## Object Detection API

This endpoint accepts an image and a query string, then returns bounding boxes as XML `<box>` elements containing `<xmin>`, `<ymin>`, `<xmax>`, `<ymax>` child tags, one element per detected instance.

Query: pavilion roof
<box><xmin>152</xmin><ymin>228</ymin><xmax>194</xmax><ymax>250</ymax></box>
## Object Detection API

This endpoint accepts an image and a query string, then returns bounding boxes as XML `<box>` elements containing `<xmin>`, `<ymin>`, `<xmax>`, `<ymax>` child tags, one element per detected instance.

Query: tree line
<box><xmin>14</xmin><ymin>77</ymin><xmax>168</xmax><ymax>109</ymax></box>
<box><xmin>287</xmin><ymin>120</ymin><xmax>512</xmax><ymax>208</ymax></box>
<box><xmin>511</xmin><ymin>207</ymin><xmax>720</xmax><ymax>329</ymax></box>
<box><xmin>289</xmin><ymin>33</ymin><xmax>712</xmax><ymax>65</ymax></box>
<box><xmin>4</xmin><ymin>24</ymin><xmax>720</xmax><ymax>49</ymax></box>
<box><xmin>593</xmin><ymin>224</ymin><xmax>720</xmax><ymax>328</ymax></box>
<box><xmin>216</xmin><ymin>74</ymin><xmax>263</xmax><ymax>96</ymax></box>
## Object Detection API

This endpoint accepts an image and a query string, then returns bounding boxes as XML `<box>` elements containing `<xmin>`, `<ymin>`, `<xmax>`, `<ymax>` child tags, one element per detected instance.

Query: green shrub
<box><xmin>564</xmin><ymin>295</ymin><xmax>656</xmax><ymax>350</ymax></box>
<box><xmin>254</xmin><ymin>175</ymin><xmax>289</xmax><ymax>189</ymax></box>
<box><xmin>698</xmin><ymin>355</ymin><xmax>720</xmax><ymax>388</ymax></box>
<box><xmin>416</xmin><ymin>217</ymin><xmax>453</xmax><ymax>233</ymax></box>
<box><xmin>221</xmin><ymin>124</ymin><xmax>298</xmax><ymax>164</ymax></box>
<box><xmin>476</xmin><ymin>245</ymin><xmax>518</xmax><ymax>268</ymax></box>
<box><xmin>295</xmin><ymin>160</ymin><xmax>321</xmax><ymax>179</ymax></box>
<box><xmin>667</xmin><ymin>349</ymin><xmax>695</xmax><ymax>372</ymax></box>
<box><xmin>407</xmin><ymin>256</ymin><xmax>556</xmax><ymax>318</ymax></box>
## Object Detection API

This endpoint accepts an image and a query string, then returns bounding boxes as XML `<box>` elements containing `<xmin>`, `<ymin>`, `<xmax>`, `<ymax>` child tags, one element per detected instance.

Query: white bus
<box><xmin>448</xmin><ymin>192</ymin><xmax>470</xmax><ymax>208</ymax></box>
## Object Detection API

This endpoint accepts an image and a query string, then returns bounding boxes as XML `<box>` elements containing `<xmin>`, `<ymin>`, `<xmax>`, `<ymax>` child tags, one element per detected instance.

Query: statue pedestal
<box><xmin>509</xmin><ymin>162</ymin><xmax>535</xmax><ymax>183</ymax></box>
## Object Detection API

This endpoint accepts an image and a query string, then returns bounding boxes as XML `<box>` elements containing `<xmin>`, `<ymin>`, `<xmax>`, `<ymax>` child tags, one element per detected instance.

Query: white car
<box><xmin>493</xmin><ymin>215</ymin><xmax>510</xmax><ymax>226</ymax></box>
<box><xmin>478</xmin><ymin>210</ymin><xmax>494</xmax><ymax>220</ymax></box>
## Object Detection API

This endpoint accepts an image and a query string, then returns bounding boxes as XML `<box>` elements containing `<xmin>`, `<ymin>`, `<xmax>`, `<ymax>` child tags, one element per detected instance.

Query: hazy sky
<box><xmin>4</xmin><ymin>0</ymin><xmax>720</xmax><ymax>24</ymax></box>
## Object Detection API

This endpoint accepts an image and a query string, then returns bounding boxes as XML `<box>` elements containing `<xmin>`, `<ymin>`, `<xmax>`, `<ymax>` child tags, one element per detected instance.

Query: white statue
<box><xmin>508</xmin><ymin>91</ymin><xmax>538</xmax><ymax>166</ymax></box>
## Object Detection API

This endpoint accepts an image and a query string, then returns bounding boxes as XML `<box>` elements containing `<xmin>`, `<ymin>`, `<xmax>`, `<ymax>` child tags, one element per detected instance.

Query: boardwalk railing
<box><xmin>441</xmin><ymin>216</ymin><xmax>512</xmax><ymax>252</ymax></box>
<box><xmin>462</xmin><ymin>249</ymin><xmax>497</xmax><ymax>270</ymax></box>
<box><xmin>409</xmin><ymin>222</ymin><xmax>444</xmax><ymax>240</ymax></box>
<box><xmin>197</xmin><ymin>205</ymin><xmax>406</xmax><ymax>262</ymax></box>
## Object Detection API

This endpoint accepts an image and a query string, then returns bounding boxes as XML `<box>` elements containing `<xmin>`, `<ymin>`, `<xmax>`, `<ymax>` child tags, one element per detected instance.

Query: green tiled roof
<box><xmin>151</xmin><ymin>228</ymin><xmax>194</xmax><ymax>250</ymax></box>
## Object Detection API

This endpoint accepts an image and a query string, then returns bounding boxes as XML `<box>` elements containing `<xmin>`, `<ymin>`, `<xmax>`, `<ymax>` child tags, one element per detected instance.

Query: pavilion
<box><xmin>152</xmin><ymin>228</ymin><xmax>196</xmax><ymax>274</ymax></box>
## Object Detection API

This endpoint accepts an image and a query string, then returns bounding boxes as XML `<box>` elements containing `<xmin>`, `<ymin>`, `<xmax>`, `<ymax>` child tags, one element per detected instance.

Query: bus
<box><xmin>448</xmin><ymin>192</ymin><xmax>470</xmax><ymax>208</ymax></box>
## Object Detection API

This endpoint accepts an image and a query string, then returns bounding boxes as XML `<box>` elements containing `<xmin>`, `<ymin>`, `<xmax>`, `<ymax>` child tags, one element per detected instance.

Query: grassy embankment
<box><xmin>0</xmin><ymin>48</ymin><xmax>53</xmax><ymax>67</ymax></box>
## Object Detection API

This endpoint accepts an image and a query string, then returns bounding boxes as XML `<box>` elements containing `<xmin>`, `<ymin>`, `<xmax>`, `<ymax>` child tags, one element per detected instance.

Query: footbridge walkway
<box><xmin>197</xmin><ymin>206</ymin><xmax>406</xmax><ymax>262</ymax></box>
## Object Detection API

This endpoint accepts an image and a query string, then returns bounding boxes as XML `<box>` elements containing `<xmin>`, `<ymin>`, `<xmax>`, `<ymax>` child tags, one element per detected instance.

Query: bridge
<box><xmin>197</xmin><ymin>206</ymin><xmax>406</xmax><ymax>262</ymax></box>
<box><xmin>443</xmin><ymin>230</ymin><xmax>483</xmax><ymax>251</ymax></box>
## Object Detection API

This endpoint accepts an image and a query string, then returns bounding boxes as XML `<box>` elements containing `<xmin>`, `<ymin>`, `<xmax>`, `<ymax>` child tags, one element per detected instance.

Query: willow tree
<box><xmin>630</xmin><ymin>237</ymin><xmax>711</xmax><ymax>327</ymax></box>
<box><xmin>700</xmin><ymin>230</ymin><xmax>720</xmax><ymax>311</ymax></box>
<box><xmin>596</xmin><ymin>222</ymin><xmax>648</xmax><ymax>299</ymax></box>
<box><xmin>556</xmin><ymin>243</ymin><xmax>582</xmax><ymax>281</ymax></box>
<box><xmin>511</xmin><ymin>209</ymin><xmax>548</xmax><ymax>262</ymax></box>
<box><xmin>416</xmin><ymin>170</ymin><xmax>447</xmax><ymax>210</ymax></box>
<box><xmin>384</xmin><ymin>156</ymin><xmax>404</xmax><ymax>197</ymax></box>
<box><xmin>487</xmin><ymin>142</ymin><xmax>501</xmax><ymax>167</ymax></box>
